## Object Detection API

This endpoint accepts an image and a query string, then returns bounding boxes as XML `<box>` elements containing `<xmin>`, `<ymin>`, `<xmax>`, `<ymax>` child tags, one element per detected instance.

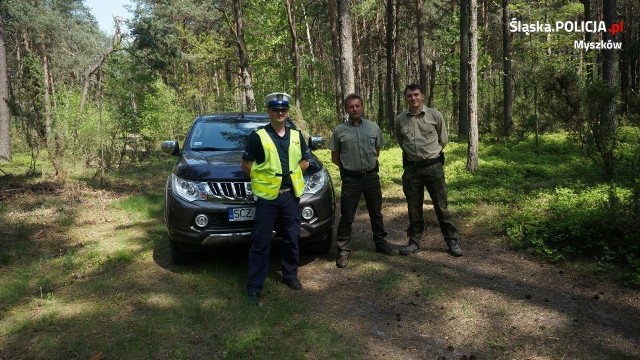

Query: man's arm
<box><xmin>331</xmin><ymin>151</ymin><xmax>341</xmax><ymax>167</ymax></box>
<box><xmin>375</xmin><ymin>125</ymin><xmax>384</xmax><ymax>157</ymax></box>
<box><xmin>241</xmin><ymin>131</ymin><xmax>261</xmax><ymax>178</ymax></box>
<box><xmin>435</xmin><ymin>110</ymin><xmax>449</xmax><ymax>148</ymax></box>
<box><xmin>241</xmin><ymin>159</ymin><xmax>253</xmax><ymax>177</ymax></box>
<box><xmin>297</xmin><ymin>130</ymin><xmax>311</xmax><ymax>172</ymax></box>
<box><xmin>394</xmin><ymin>116</ymin><xmax>403</xmax><ymax>147</ymax></box>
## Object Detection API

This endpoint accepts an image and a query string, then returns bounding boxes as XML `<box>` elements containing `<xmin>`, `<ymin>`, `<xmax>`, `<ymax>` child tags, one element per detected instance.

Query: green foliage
<box><xmin>352</xmin><ymin>0</ymin><xmax>379</xmax><ymax>19</ymax></box>
<box><xmin>504</xmin><ymin>185</ymin><xmax>636</xmax><ymax>260</ymax></box>
<box><xmin>476</xmin><ymin>130</ymin><xmax>640</xmax><ymax>283</ymax></box>
<box><xmin>332</xmin><ymin>131</ymin><xmax>640</xmax><ymax>286</ymax></box>
<box><xmin>615</xmin><ymin>126</ymin><xmax>640</xmax><ymax>184</ymax></box>
<box><xmin>445</xmin><ymin>133</ymin><xmax>598</xmax><ymax>206</ymax></box>
<box><xmin>581</xmin><ymin>80</ymin><xmax>618</xmax><ymax>177</ymax></box>
<box><xmin>114</xmin><ymin>192</ymin><xmax>164</xmax><ymax>219</ymax></box>
<box><xmin>138</xmin><ymin>80</ymin><xmax>193</xmax><ymax>145</ymax></box>
<box><xmin>3</xmin><ymin>0</ymin><xmax>639</xmax><ymax>285</ymax></box>
<box><xmin>11</xmin><ymin>53</ymin><xmax>46</xmax><ymax>140</ymax></box>
<box><xmin>505</xmin><ymin>0</ymin><xmax>599</xmax><ymax>140</ymax></box>
<box><xmin>425</xmin><ymin>132</ymin><xmax>640</xmax><ymax>284</ymax></box>
<box><xmin>502</xmin><ymin>167</ymin><xmax>639</xmax><ymax>285</ymax></box>
<box><xmin>540</xmin><ymin>67</ymin><xmax>582</xmax><ymax>133</ymax></box>
<box><xmin>222</xmin><ymin>304</ymin><xmax>359</xmax><ymax>360</ymax></box>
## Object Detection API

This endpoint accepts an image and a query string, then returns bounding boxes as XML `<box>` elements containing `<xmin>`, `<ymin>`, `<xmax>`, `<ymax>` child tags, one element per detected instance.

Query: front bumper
<box><xmin>165</xmin><ymin>177</ymin><xmax>335</xmax><ymax>247</ymax></box>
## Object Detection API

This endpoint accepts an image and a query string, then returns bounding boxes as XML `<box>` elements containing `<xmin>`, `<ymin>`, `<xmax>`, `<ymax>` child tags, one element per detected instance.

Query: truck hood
<box><xmin>173</xmin><ymin>150</ymin><xmax>324</xmax><ymax>181</ymax></box>
<box><xmin>174</xmin><ymin>150</ymin><xmax>247</xmax><ymax>181</ymax></box>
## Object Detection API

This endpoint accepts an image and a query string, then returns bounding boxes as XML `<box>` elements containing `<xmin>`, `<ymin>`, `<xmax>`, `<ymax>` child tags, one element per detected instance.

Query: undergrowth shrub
<box><xmin>505</xmin><ymin>184</ymin><xmax>640</xmax><ymax>285</ymax></box>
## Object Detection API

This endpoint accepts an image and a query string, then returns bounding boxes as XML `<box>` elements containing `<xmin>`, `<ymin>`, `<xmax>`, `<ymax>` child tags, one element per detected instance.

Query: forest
<box><xmin>1</xmin><ymin>1</ymin><xmax>640</xmax><ymax>358</ymax></box>
<box><xmin>0</xmin><ymin>1</ymin><xmax>639</xmax><ymax>282</ymax></box>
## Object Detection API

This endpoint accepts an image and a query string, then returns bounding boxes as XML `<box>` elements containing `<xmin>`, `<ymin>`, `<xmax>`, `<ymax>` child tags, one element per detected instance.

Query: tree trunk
<box><xmin>300</xmin><ymin>1</ymin><xmax>319</xmax><ymax>113</ymax></box>
<box><xmin>377</xmin><ymin>61</ymin><xmax>385</xmax><ymax>129</ymax></box>
<box><xmin>41</xmin><ymin>41</ymin><xmax>52</xmax><ymax>144</ymax></box>
<box><xmin>428</xmin><ymin>59</ymin><xmax>436</xmax><ymax>107</ymax></box>
<box><xmin>338</xmin><ymin>0</ymin><xmax>355</xmax><ymax>96</ymax></box>
<box><xmin>502</xmin><ymin>0</ymin><xmax>513</xmax><ymax>137</ymax></box>
<box><xmin>74</xmin><ymin>25</ymin><xmax>122</xmax><ymax>153</ymax></box>
<box><xmin>0</xmin><ymin>17</ymin><xmax>10</xmax><ymax>161</ymax></box>
<box><xmin>619</xmin><ymin>0</ymin><xmax>639</xmax><ymax>117</ymax></box>
<box><xmin>459</xmin><ymin>0</ymin><xmax>470</xmax><ymax>139</ymax></box>
<box><xmin>416</xmin><ymin>0</ymin><xmax>428</xmax><ymax>95</ymax></box>
<box><xmin>40</xmin><ymin>38</ymin><xmax>65</xmax><ymax>177</ymax></box>
<box><xmin>602</xmin><ymin>0</ymin><xmax>617</xmax><ymax>107</ymax></box>
<box><xmin>602</xmin><ymin>0</ymin><xmax>617</xmax><ymax>178</ymax></box>
<box><xmin>580</xmin><ymin>0</ymin><xmax>594</xmax><ymax>81</ymax></box>
<box><xmin>285</xmin><ymin>0</ymin><xmax>301</xmax><ymax>109</ymax></box>
<box><xmin>466</xmin><ymin>0</ymin><xmax>479</xmax><ymax>172</ymax></box>
<box><xmin>393</xmin><ymin>0</ymin><xmax>401</xmax><ymax>116</ymax></box>
<box><xmin>385</xmin><ymin>0</ymin><xmax>396</xmax><ymax>135</ymax></box>
<box><xmin>232</xmin><ymin>0</ymin><xmax>256</xmax><ymax>112</ymax></box>
<box><xmin>328</xmin><ymin>0</ymin><xmax>343</xmax><ymax>119</ymax></box>
<box><xmin>451</xmin><ymin>69</ymin><xmax>458</xmax><ymax>133</ymax></box>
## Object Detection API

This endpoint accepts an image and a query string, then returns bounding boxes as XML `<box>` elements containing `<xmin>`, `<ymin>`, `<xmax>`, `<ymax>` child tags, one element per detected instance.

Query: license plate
<box><xmin>227</xmin><ymin>207</ymin><xmax>255</xmax><ymax>222</ymax></box>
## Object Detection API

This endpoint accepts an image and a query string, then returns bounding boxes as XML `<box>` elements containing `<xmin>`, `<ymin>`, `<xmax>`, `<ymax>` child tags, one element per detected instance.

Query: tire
<box><xmin>309</xmin><ymin>228</ymin><xmax>333</xmax><ymax>255</ymax></box>
<box><xmin>169</xmin><ymin>239</ymin><xmax>191</xmax><ymax>265</ymax></box>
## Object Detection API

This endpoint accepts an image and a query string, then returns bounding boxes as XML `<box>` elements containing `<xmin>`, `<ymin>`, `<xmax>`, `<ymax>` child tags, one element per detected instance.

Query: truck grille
<box><xmin>207</xmin><ymin>181</ymin><xmax>252</xmax><ymax>200</ymax></box>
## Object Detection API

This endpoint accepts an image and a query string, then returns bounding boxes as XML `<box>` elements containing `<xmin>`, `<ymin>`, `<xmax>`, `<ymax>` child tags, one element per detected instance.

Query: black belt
<box><xmin>341</xmin><ymin>166</ymin><xmax>378</xmax><ymax>178</ymax></box>
<box><xmin>404</xmin><ymin>157</ymin><xmax>441</xmax><ymax>168</ymax></box>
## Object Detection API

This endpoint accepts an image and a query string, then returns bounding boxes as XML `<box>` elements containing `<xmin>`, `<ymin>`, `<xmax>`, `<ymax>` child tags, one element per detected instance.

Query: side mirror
<box><xmin>309</xmin><ymin>136</ymin><xmax>325</xmax><ymax>150</ymax></box>
<box><xmin>161</xmin><ymin>140</ymin><xmax>180</xmax><ymax>156</ymax></box>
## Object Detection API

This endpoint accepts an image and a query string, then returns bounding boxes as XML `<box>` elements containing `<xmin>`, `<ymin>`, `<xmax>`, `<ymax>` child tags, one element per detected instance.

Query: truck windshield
<box><xmin>188</xmin><ymin>118</ymin><xmax>269</xmax><ymax>151</ymax></box>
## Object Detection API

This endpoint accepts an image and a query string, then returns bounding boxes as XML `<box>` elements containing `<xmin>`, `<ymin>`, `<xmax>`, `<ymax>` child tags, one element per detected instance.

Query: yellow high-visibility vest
<box><xmin>251</xmin><ymin>128</ymin><xmax>305</xmax><ymax>200</ymax></box>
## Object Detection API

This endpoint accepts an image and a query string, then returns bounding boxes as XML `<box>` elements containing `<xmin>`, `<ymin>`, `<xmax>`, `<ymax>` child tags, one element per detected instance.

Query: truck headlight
<box><xmin>303</xmin><ymin>168</ymin><xmax>328</xmax><ymax>195</ymax></box>
<box><xmin>171</xmin><ymin>174</ymin><xmax>207</xmax><ymax>202</ymax></box>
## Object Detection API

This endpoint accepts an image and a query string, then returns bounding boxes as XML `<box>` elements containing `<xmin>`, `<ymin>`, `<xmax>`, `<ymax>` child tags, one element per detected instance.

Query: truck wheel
<box><xmin>310</xmin><ymin>228</ymin><xmax>332</xmax><ymax>254</ymax></box>
<box><xmin>169</xmin><ymin>239</ymin><xmax>191</xmax><ymax>265</ymax></box>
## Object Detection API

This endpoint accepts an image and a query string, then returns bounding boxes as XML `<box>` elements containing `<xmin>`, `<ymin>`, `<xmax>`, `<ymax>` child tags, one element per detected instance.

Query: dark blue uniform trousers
<box><xmin>247</xmin><ymin>190</ymin><xmax>301</xmax><ymax>294</ymax></box>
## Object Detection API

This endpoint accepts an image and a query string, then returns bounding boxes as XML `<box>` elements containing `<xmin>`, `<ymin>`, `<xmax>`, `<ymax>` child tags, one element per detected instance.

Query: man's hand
<box><xmin>306</xmin><ymin>160</ymin><xmax>321</xmax><ymax>173</ymax></box>
<box><xmin>299</xmin><ymin>159</ymin><xmax>310</xmax><ymax>171</ymax></box>
<box><xmin>331</xmin><ymin>151</ymin><xmax>341</xmax><ymax>167</ymax></box>
<box><xmin>241</xmin><ymin>159</ymin><xmax>253</xmax><ymax>176</ymax></box>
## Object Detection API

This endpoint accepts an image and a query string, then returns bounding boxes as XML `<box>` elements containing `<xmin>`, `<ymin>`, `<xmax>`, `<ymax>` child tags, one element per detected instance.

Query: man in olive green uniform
<box><xmin>329</xmin><ymin>93</ymin><xmax>393</xmax><ymax>268</ymax></box>
<box><xmin>394</xmin><ymin>84</ymin><xmax>462</xmax><ymax>257</ymax></box>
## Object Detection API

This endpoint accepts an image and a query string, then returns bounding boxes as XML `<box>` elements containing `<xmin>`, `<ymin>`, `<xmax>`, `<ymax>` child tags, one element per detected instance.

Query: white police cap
<box><xmin>265</xmin><ymin>92</ymin><xmax>291</xmax><ymax>109</ymax></box>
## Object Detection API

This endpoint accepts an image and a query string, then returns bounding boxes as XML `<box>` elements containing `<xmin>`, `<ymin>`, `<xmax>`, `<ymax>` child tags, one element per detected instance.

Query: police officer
<box><xmin>394</xmin><ymin>84</ymin><xmax>462</xmax><ymax>257</ymax></box>
<box><xmin>241</xmin><ymin>92</ymin><xmax>311</xmax><ymax>304</ymax></box>
<box><xmin>329</xmin><ymin>93</ymin><xmax>392</xmax><ymax>269</ymax></box>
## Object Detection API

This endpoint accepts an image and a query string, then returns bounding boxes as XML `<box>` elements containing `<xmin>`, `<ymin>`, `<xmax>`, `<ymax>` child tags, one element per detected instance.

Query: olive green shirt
<box><xmin>394</xmin><ymin>105</ymin><xmax>448</xmax><ymax>161</ymax></box>
<box><xmin>329</xmin><ymin>118</ymin><xmax>384</xmax><ymax>172</ymax></box>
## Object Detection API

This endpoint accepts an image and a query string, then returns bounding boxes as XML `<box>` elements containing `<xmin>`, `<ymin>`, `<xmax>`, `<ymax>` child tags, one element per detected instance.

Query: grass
<box><xmin>0</xmin><ymin>154</ymin><xmax>362</xmax><ymax>359</ymax></box>
<box><xmin>1</xmin><ymin>132</ymin><xmax>638</xmax><ymax>359</ymax></box>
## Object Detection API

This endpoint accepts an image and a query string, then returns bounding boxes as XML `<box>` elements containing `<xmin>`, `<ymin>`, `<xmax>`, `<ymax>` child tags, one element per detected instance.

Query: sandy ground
<box><xmin>291</xmin><ymin>201</ymin><xmax>640</xmax><ymax>359</ymax></box>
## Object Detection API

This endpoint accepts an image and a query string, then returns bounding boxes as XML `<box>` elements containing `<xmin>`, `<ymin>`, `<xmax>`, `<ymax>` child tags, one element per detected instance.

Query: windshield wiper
<box><xmin>191</xmin><ymin>147</ymin><xmax>226</xmax><ymax>151</ymax></box>
<box><xmin>191</xmin><ymin>147</ymin><xmax>244</xmax><ymax>151</ymax></box>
